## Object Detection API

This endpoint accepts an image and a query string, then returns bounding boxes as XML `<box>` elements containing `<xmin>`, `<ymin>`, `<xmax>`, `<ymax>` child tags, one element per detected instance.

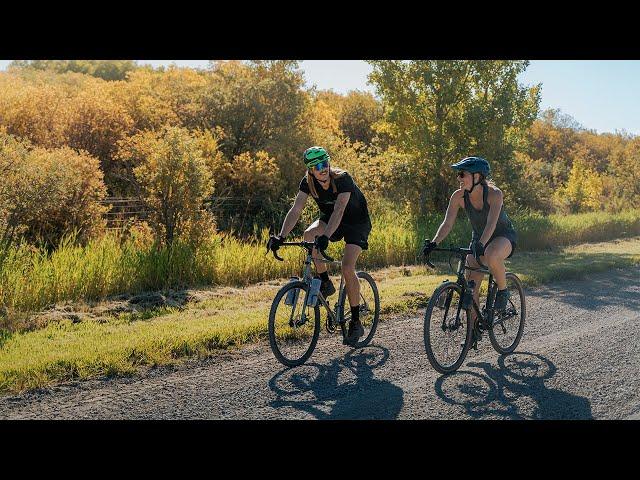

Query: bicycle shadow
<box><xmin>434</xmin><ymin>352</ymin><xmax>593</xmax><ymax>419</ymax></box>
<box><xmin>268</xmin><ymin>345</ymin><xmax>404</xmax><ymax>419</ymax></box>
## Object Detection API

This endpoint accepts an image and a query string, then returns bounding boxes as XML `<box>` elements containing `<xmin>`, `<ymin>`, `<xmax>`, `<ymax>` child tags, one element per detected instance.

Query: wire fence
<box><xmin>100</xmin><ymin>196</ymin><xmax>287</xmax><ymax>237</ymax></box>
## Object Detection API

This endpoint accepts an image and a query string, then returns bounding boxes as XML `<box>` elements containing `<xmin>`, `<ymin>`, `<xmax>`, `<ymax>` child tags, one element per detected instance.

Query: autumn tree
<box><xmin>117</xmin><ymin>126</ymin><xmax>216</xmax><ymax>246</ymax></box>
<box><xmin>339</xmin><ymin>90</ymin><xmax>383</xmax><ymax>146</ymax></box>
<box><xmin>368</xmin><ymin>60</ymin><xmax>540</xmax><ymax>213</ymax></box>
<box><xmin>199</xmin><ymin>61</ymin><xmax>310</xmax><ymax>190</ymax></box>
<box><xmin>114</xmin><ymin>66</ymin><xmax>208</xmax><ymax>132</ymax></box>
<box><xmin>0</xmin><ymin>131</ymin><xmax>108</xmax><ymax>249</ymax></box>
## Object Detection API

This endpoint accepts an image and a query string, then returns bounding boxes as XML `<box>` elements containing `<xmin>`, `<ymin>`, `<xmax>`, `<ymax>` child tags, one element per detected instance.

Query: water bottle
<box><xmin>307</xmin><ymin>278</ymin><xmax>322</xmax><ymax>307</ymax></box>
<box><xmin>284</xmin><ymin>277</ymin><xmax>300</xmax><ymax>306</ymax></box>
<box><xmin>461</xmin><ymin>280</ymin><xmax>475</xmax><ymax>309</ymax></box>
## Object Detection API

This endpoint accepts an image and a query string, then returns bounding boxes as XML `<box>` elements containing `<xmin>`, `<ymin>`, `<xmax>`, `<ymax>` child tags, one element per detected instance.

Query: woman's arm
<box><xmin>479</xmin><ymin>188</ymin><xmax>503</xmax><ymax>245</ymax></box>
<box><xmin>433</xmin><ymin>190</ymin><xmax>462</xmax><ymax>244</ymax></box>
<box><xmin>279</xmin><ymin>191</ymin><xmax>308</xmax><ymax>238</ymax></box>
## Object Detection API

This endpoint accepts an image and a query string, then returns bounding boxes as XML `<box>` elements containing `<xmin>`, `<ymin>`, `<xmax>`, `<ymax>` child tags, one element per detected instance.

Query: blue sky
<box><xmin>1</xmin><ymin>60</ymin><xmax>638</xmax><ymax>135</ymax></box>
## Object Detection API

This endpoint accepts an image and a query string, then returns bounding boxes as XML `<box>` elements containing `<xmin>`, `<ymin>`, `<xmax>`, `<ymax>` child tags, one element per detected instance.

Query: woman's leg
<box><xmin>303</xmin><ymin>220</ymin><xmax>328</xmax><ymax>274</ymax></box>
<box><xmin>465</xmin><ymin>254</ymin><xmax>485</xmax><ymax>325</ymax></box>
<box><xmin>342</xmin><ymin>243</ymin><xmax>362</xmax><ymax>308</ymax></box>
<box><xmin>480</xmin><ymin>237</ymin><xmax>512</xmax><ymax>290</ymax></box>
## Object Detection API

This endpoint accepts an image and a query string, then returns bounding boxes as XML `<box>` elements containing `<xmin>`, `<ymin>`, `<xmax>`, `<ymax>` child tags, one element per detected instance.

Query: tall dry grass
<box><xmin>1</xmin><ymin>209</ymin><xmax>639</xmax><ymax>316</ymax></box>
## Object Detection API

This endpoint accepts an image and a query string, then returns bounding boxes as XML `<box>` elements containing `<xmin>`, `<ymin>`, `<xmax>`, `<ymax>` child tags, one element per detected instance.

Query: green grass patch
<box><xmin>1</xmin><ymin>236</ymin><xmax>639</xmax><ymax>394</ymax></box>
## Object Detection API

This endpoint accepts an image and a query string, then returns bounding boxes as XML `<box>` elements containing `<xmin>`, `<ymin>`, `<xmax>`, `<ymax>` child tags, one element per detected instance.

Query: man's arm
<box><xmin>279</xmin><ymin>191</ymin><xmax>308</xmax><ymax>238</ymax></box>
<box><xmin>323</xmin><ymin>192</ymin><xmax>350</xmax><ymax>238</ymax></box>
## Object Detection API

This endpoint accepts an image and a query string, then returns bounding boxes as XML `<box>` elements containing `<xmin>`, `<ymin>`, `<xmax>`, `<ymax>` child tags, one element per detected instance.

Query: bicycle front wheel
<box><xmin>424</xmin><ymin>281</ymin><xmax>473</xmax><ymax>374</ymax></box>
<box><xmin>268</xmin><ymin>281</ymin><xmax>321</xmax><ymax>367</ymax></box>
<box><xmin>489</xmin><ymin>273</ymin><xmax>526</xmax><ymax>354</ymax></box>
<box><xmin>337</xmin><ymin>271</ymin><xmax>380</xmax><ymax>348</ymax></box>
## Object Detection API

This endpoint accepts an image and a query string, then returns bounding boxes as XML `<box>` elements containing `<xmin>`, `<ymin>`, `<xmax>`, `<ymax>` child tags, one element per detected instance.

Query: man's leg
<box><xmin>342</xmin><ymin>243</ymin><xmax>362</xmax><ymax>308</ymax></box>
<box><xmin>303</xmin><ymin>220</ymin><xmax>328</xmax><ymax>274</ymax></box>
<box><xmin>343</xmin><ymin>243</ymin><xmax>364</xmax><ymax>344</ymax></box>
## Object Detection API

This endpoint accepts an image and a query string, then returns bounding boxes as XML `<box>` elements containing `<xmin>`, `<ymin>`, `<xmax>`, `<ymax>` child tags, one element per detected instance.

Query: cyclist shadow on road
<box><xmin>268</xmin><ymin>345</ymin><xmax>403</xmax><ymax>419</ymax></box>
<box><xmin>434</xmin><ymin>352</ymin><xmax>593</xmax><ymax>419</ymax></box>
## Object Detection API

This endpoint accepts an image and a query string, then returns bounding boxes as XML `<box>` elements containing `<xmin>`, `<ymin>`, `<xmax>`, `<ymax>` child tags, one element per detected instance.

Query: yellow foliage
<box><xmin>115</xmin><ymin>67</ymin><xmax>207</xmax><ymax>131</ymax></box>
<box><xmin>555</xmin><ymin>157</ymin><xmax>607</xmax><ymax>213</ymax></box>
<box><xmin>0</xmin><ymin>131</ymin><xmax>108</xmax><ymax>247</ymax></box>
<box><xmin>64</xmin><ymin>81</ymin><xmax>134</xmax><ymax>167</ymax></box>
<box><xmin>215</xmin><ymin>151</ymin><xmax>284</xmax><ymax>199</ymax></box>
<box><xmin>0</xmin><ymin>76</ymin><xmax>69</xmax><ymax>148</ymax></box>
<box><xmin>120</xmin><ymin>126</ymin><xmax>215</xmax><ymax>245</ymax></box>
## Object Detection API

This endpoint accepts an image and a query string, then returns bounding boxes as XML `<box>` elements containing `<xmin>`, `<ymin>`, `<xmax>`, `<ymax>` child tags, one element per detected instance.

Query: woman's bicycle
<box><xmin>422</xmin><ymin>242</ymin><xmax>526</xmax><ymax>374</ymax></box>
<box><xmin>267</xmin><ymin>239</ymin><xmax>380</xmax><ymax>367</ymax></box>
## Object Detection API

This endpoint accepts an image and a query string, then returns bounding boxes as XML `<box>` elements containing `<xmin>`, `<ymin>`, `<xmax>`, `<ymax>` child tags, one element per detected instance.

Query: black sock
<box><xmin>350</xmin><ymin>306</ymin><xmax>360</xmax><ymax>324</ymax></box>
<box><xmin>319</xmin><ymin>271</ymin><xmax>329</xmax><ymax>282</ymax></box>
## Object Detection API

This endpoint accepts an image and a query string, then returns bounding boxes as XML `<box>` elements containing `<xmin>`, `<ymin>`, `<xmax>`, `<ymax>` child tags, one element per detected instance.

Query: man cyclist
<box><xmin>267</xmin><ymin>146</ymin><xmax>372</xmax><ymax>346</ymax></box>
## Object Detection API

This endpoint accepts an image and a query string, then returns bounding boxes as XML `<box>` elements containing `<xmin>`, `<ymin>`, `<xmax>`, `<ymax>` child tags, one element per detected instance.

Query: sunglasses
<box><xmin>456</xmin><ymin>170</ymin><xmax>467</xmax><ymax>178</ymax></box>
<box><xmin>310</xmin><ymin>160</ymin><xmax>329</xmax><ymax>172</ymax></box>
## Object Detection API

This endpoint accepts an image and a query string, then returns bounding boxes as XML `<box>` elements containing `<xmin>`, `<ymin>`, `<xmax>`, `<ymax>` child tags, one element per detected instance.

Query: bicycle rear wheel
<box><xmin>337</xmin><ymin>271</ymin><xmax>380</xmax><ymax>348</ymax></box>
<box><xmin>488</xmin><ymin>273</ymin><xmax>526</xmax><ymax>354</ymax></box>
<box><xmin>268</xmin><ymin>281</ymin><xmax>321</xmax><ymax>367</ymax></box>
<box><xmin>424</xmin><ymin>281</ymin><xmax>473</xmax><ymax>374</ymax></box>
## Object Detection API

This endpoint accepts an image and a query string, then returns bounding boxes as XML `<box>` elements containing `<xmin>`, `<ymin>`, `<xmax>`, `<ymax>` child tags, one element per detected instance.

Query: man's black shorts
<box><xmin>320</xmin><ymin>217</ymin><xmax>372</xmax><ymax>250</ymax></box>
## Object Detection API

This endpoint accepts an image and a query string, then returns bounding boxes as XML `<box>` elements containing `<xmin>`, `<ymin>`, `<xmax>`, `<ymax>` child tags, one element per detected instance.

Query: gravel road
<box><xmin>2</xmin><ymin>267</ymin><xmax>640</xmax><ymax>420</ymax></box>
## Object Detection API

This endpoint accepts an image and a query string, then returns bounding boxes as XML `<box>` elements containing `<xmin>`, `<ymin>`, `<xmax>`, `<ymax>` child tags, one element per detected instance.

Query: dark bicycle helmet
<box><xmin>450</xmin><ymin>156</ymin><xmax>491</xmax><ymax>176</ymax></box>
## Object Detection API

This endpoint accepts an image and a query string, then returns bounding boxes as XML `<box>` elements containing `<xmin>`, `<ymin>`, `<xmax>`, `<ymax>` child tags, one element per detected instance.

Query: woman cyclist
<box><xmin>267</xmin><ymin>146</ymin><xmax>372</xmax><ymax>346</ymax></box>
<box><xmin>422</xmin><ymin>156</ymin><xmax>517</xmax><ymax>329</ymax></box>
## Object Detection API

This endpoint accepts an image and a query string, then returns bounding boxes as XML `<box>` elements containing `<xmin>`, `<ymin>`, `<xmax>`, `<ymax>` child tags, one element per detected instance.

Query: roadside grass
<box><xmin>1</xmin><ymin>209</ymin><xmax>639</xmax><ymax>317</ymax></box>
<box><xmin>1</xmin><ymin>236</ymin><xmax>639</xmax><ymax>394</ymax></box>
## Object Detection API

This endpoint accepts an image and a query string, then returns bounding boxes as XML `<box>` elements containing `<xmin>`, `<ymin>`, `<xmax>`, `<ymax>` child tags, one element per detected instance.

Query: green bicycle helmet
<box><xmin>302</xmin><ymin>146</ymin><xmax>330</xmax><ymax>168</ymax></box>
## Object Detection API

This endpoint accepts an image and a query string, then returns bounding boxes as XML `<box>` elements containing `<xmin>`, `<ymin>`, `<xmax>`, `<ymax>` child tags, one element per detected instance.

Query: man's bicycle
<box><xmin>422</xmin><ymin>242</ymin><xmax>526</xmax><ymax>374</ymax></box>
<box><xmin>268</xmin><ymin>240</ymin><xmax>380</xmax><ymax>367</ymax></box>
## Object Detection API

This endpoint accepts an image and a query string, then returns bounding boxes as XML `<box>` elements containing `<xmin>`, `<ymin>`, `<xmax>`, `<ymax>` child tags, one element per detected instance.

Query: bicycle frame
<box><xmin>277</xmin><ymin>241</ymin><xmax>349</xmax><ymax>328</ymax></box>
<box><xmin>422</xmin><ymin>243</ymin><xmax>525</xmax><ymax>373</ymax></box>
<box><xmin>428</xmin><ymin>246</ymin><xmax>501</xmax><ymax>329</ymax></box>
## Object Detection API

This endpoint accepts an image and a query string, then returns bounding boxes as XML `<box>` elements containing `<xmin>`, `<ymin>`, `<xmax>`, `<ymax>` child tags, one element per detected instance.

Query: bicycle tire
<box><xmin>424</xmin><ymin>281</ymin><xmax>473</xmax><ymax>374</ymax></box>
<box><xmin>337</xmin><ymin>271</ymin><xmax>381</xmax><ymax>348</ymax></box>
<box><xmin>268</xmin><ymin>281</ymin><xmax>321</xmax><ymax>367</ymax></box>
<box><xmin>488</xmin><ymin>273</ymin><xmax>526</xmax><ymax>354</ymax></box>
